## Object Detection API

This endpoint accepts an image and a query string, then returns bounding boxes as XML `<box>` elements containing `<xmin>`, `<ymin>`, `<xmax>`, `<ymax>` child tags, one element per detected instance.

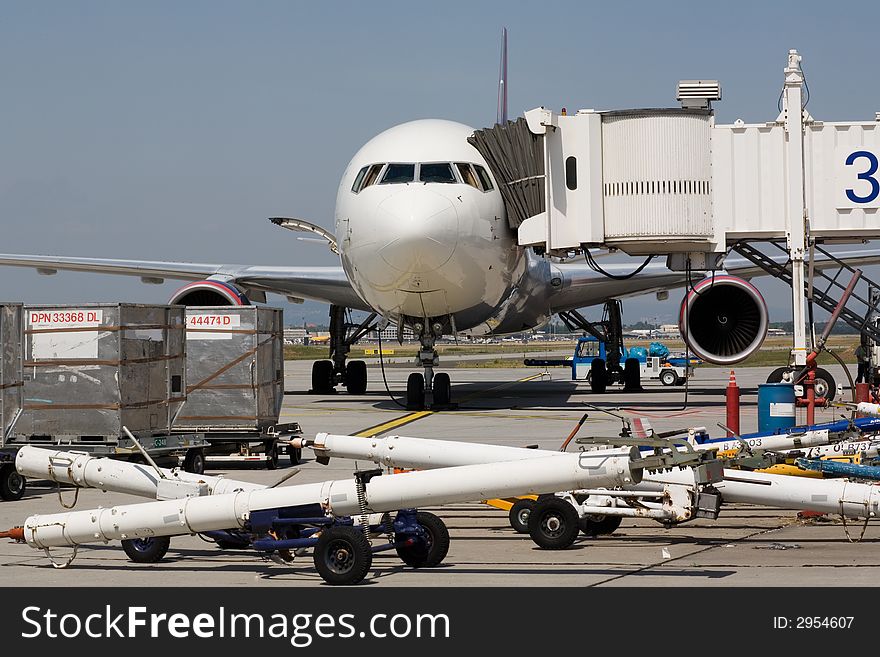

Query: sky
<box><xmin>3</xmin><ymin>1</ymin><xmax>880</xmax><ymax>327</ymax></box>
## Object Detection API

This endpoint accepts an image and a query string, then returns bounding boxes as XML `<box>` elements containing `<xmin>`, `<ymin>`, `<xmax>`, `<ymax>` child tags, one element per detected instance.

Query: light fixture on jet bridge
<box><xmin>676</xmin><ymin>80</ymin><xmax>721</xmax><ymax>110</ymax></box>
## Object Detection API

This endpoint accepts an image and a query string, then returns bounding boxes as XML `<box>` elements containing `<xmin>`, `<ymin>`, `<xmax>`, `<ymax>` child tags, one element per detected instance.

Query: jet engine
<box><xmin>168</xmin><ymin>280</ymin><xmax>250</xmax><ymax>306</ymax></box>
<box><xmin>678</xmin><ymin>275</ymin><xmax>768</xmax><ymax>365</ymax></box>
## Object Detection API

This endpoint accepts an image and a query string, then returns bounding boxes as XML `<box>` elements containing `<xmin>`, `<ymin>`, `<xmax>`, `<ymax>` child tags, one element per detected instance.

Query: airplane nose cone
<box><xmin>376</xmin><ymin>189</ymin><xmax>459</xmax><ymax>273</ymax></box>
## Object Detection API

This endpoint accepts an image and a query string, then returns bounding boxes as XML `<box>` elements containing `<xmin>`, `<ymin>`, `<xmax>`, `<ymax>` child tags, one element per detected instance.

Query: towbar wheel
<box><xmin>395</xmin><ymin>511</ymin><xmax>450</xmax><ymax>568</ymax></box>
<box><xmin>0</xmin><ymin>464</ymin><xmax>25</xmax><ymax>501</ymax></box>
<box><xmin>313</xmin><ymin>526</ymin><xmax>372</xmax><ymax>585</ymax></box>
<box><xmin>508</xmin><ymin>498</ymin><xmax>535</xmax><ymax>534</ymax></box>
<box><xmin>121</xmin><ymin>536</ymin><xmax>171</xmax><ymax>563</ymax></box>
<box><xmin>528</xmin><ymin>497</ymin><xmax>579</xmax><ymax>550</ymax></box>
<box><xmin>579</xmin><ymin>515</ymin><xmax>623</xmax><ymax>537</ymax></box>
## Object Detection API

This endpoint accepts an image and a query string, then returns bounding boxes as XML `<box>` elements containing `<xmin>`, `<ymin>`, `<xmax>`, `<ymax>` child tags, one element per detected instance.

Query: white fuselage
<box><xmin>335</xmin><ymin>119</ymin><xmax>533</xmax><ymax>335</ymax></box>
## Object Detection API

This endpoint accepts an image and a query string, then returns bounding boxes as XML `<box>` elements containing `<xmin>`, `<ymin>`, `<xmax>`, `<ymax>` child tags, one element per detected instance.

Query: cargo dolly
<box><xmin>173</xmin><ymin>421</ymin><xmax>303</xmax><ymax>469</ymax></box>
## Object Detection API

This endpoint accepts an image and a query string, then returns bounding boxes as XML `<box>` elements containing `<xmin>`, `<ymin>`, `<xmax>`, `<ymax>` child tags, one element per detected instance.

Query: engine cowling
<box><xmin>168</xmin><ymin>280</ymin><xmax>250</xmax><ymax>306</ymax></box>
<box><xmin>679</xmin><ymin>275</ymin><xmax>768</xmax><ymax>365</ymax></box>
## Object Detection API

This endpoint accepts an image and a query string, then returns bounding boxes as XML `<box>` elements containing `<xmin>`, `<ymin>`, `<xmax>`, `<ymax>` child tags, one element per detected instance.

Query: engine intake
<box><xmin>679</xmin><ymin>275</ymin><xmax>767</xmax><ymax>365</ymax></box>
<box><xmin>169</xmin><ymin>280</ymin><xmax>249</xmax><ymax>306</ymax></box>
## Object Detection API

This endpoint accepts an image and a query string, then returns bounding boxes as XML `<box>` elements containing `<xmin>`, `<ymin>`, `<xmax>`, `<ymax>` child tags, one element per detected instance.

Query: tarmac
<box><xmin>1</xmin><ymin>359</ymin><xmax>878</xmax><ymax>587</ymax></box>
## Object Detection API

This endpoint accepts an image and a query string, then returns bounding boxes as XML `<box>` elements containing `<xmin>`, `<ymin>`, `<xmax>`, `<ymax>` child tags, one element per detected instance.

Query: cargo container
<box><xmin>0</xmin><ymin>303</ymin><xmax>24</xmax><ymax>500</ymax></box>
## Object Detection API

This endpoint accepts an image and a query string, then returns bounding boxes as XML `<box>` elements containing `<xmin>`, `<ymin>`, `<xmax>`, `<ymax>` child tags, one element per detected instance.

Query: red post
<box><xmin>726</xmin><ymin>370</ymin><xmax>740</xmax><ymax>437</ymax></box>
<box><xmin>856</xmin><ymin>383</ymin><xmax>871</xmax><ymax>404</ymax></box>
<box><xmin>805</xmin><ymin>367</ymin><xmax>816</xmax><ymax>426</ymax></box>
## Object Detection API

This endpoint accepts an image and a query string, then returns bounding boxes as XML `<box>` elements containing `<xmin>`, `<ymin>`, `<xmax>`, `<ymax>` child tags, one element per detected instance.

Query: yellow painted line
<box><xmin>350</xmin><ymin>372</ymin><xmax>546</xmax><ymax>438</ymax></box>
<box><xmin>354</xmin><ymin>411</ymin><xmax>434</xmax><ymax>438</ymax></box>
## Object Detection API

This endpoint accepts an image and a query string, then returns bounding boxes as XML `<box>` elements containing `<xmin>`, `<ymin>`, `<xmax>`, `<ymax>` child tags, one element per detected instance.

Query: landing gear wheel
<box><xmin>811</xmin><ymin>368</ymin><xmax>837</xmax><ymax>402</ymax></box>
<box><xmin>766</xmin><ymin>367</ymin><xmax>789</xmax><ymax>384</ymax></box>
<box><xmin>660</xmin><ymin>369</ymin><xmax>678</xmax><ymax>387</ymax></box>
<box><xmin>508</xmin><ymin>498</ymin><xmax>536</xmax><ymax>534</ymax></box>
<box><xmin>623</xmin><ymin>358</ymin><xmax>642</xmax><ymax>390</ymax></box>
<box><xmin>313</xmin><ymin>526</ymin><xmax>372</xmax><ymax>585</ymax></box>
<box><xmin>432</xmin><ymin>372</ymin><xmax>451</xmax><ymax>406</ymax></box>
<box><xmin>528</xmin><ymin>497</ymin><xmax>579</xmax><ymax>550</ymax></box>
<box><xmin>122</xmin><ymin>536</ymin><xmax>171</xmax><ymax>563</ymax></box>
<box><xmin>579</xmin><ymin>515</ymin><xmax>622</xmax><ymax>536</ymax></box>
<box><xmin>406</xmin><ymin>373</ymin><xmax>425</xmax><ymax>410</ymax></box>
<box><xmin>311</xmin><ymin>359</ymin><xmax>335</xmax><ymax>394</ymax></box>
<box><xmin>264</xmin><ymin>442</ymin><xmax>279</xmax><ymax>470</ymax></box>
<box><xmin>182</xmin><ymin>448</ymin><xmax>205</xmax><ymax>475</ymax></box>
<box><xmin>288</xmin><ymin>445</ymin><xmax>302</xmax><ymax>466</ymax></box>
<box><xmin>396</xmin><ymin>511</ymin><xmax>450</xmax><ymax>568</ymax></box>
<box><xmin>0</xmin><ymin>464</ymin><xmax>25</xmax><ymax>501</ymax></box>
<box><xmin>345</xmin><ymin>360</ymin><xmax>368</xmax><ymax>395</ymax></box>
<box><xmin>590</xmin><ymin>359</ymin><xmax>608</xmax><ymax>394</ymax></box>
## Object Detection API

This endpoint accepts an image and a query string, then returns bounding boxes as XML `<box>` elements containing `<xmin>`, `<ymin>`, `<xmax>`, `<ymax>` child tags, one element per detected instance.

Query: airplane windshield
<box><xmin>474</xmin><ymin>164</ymin><xmax>494</xmax><ymax>191</ymax></box>
<box><xmin>381</xmin><ymin>163</ymin><xmax>415</xmax><ymax>184</ymax></box>
<box><xmin>357</xmin><ymin>163</ymin><xmax>384</xmax><ymax>192</ymax></box>
<box><xmin>456</xmin><ymin>163</ymin><xmax>480</xmax><ymax>189</ymax></box>
<box><xmin>419</xmin><ymin>163</ymin><xmax>456</xmax><ymax>183</ymax></box>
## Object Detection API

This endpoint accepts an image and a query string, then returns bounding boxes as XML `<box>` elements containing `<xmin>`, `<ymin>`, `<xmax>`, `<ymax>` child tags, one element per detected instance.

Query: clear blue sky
<box><xmin>3</xmin><ymin>1</ymin><xmax>879</xmax><ymax>325</ymax></box>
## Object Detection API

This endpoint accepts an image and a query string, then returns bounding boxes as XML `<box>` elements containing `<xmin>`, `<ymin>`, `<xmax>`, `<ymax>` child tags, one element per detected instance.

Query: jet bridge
<box><xmin>470</xmin><ymin>49</ymin><xmax>880</xmax><ymax>366</ymax></box>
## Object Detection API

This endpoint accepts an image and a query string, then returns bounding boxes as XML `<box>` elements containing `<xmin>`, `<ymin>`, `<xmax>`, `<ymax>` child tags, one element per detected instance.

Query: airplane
<box><xmin>3</xmin><ymin>35</ymin><xmax>880</xmax><ymax>410</ymax></box>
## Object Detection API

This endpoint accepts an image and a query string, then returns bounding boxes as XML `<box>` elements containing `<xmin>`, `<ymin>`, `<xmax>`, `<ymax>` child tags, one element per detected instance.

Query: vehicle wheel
<box><xmin>433</xmin><ymin>372</ymin><xmax>451</xmax><ymax>406</ymax></box>
<box><xmin>313</xmin><ymin>526</ymin><xmax>372</xmax><ymax>585</ymax></box>
<box><xmin>579</xmin><ymin>515</ymin><xmax>622</xmax><ymax>536</ymax></box>
<box><xmin>0</xmin><ymin>464</ymin><xmax>25</xmax><ymax>501</ymax></box>
<box><xmin>182</xmin><ymin>448</ymin><xmax>205</xmax><ymax>475</ymax></box>
<box><xmin>289</xmin><ymin>445</ymin><xmax>302</xmax><ymax>466</ymax></box>
<box><xmin>766</xmin><ymin>366</ymin><xmax>789</xmax><ymax>384</ymax></box>
<box><xmin>660</xmin><ymin>369</ymin><xmax>678</xmax><ymax>386</ymax></box>
<box><xmin>676</xmin><ymin>377</ymin><xmax>687</xmax><ymax>386</ymax></box>
<box><xmin>345</xmin><ymin>360</ymin><xmax>368</xmax><ymax>395</ymax></box>
<box><xmin>528</xmin><ymin>497</ymin><xmax>579</xmax><ymax>549</ymax></box>
<box><xmin>590</xmin><ymin>359</ymin><xmax>607</xmax><ymax>394</ymax></box>
<box><xmin>396</xmin><ymin>511</ymin><xmax>450</xmax><ymax>568</ymax></box>
<box><xmin>624</xmin><ymin>358</ymin><xmax>642</xmax><ymax>389</ymax></box>
<box><xmin>406</xmin><ymin>373</ymin><xmax>425</xmax><ymax>410</ymax></box>
<box><xmin>265</xmin><ymin>442</ymin><xmax>279</xmax><ymax>470</ymax></box>
<box><xmin>122</xmin><ymin>536</ymin><xmax>171</xmax><ymax>563</ymax></box>
<box><xmin>508</xmin><ymin>498</ymin><xmax>535</xmax><ymax>534</ymax></box>
<box><xmin>811</xmin><ymin>368</ymin><xmax>837</xmax><ymax>402</ymax></box>
<box><xmin>311</xmin><ymin>359</ymin><xmax>335</xmax><ymax>393</ymax></box>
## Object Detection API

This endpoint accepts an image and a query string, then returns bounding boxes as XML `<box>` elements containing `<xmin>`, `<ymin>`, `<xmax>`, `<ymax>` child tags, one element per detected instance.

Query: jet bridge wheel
<box><xmin>508</xmin><ymin>498</ymin><xmax>536</xmax><ymax>534</ymax></box>
<box><xmin>579</xmin><ymin>515</ymin><xmax>622</xmax><ymax>536</ymax></box>
<box><xmin>313</xmin><ymin>526</ymin><xmax>373</xmax><ymax>585</ymax></box>
<box><xmin>406</xmin><ymin>373</ymin><xmax>426</xmax><ymax>410</ymax></box>
<box><xmin>528</xmin><ymin>497</ymin><xmax>580</xmax><ymax>549</ymax></box>
<box><xmin>0</xmin><ymin>464</ymin><xmax>25</xmax><ymax>501</ymax></box>
<box><xmin>590</xmin><ymin>359</ymin><xmax>608</xmax><ymax>394</ymax></box>
<box><xmin>396</xmin><ymin>511</ymin><xmax>450</xmax><ymax>568</ymax></box>
<box><xmin>122</xmin><ymin>536</ymin><xmax>171</xmax><ymax>563</ymax></box>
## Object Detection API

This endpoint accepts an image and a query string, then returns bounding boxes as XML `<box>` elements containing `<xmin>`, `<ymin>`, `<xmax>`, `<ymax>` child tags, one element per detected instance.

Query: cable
<box><xmin>584</xmin><ymin>251</ymin><xmax>655</xmax><ymax>280</ymax></box>
<box><xmin>377</xmin><ymin>330</ymin><xmax>407</xmax><ymax>409</ymax></box>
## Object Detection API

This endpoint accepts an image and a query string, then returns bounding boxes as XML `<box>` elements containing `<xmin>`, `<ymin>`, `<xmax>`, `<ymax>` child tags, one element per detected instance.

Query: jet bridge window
<box><xmin>356</xmin><ymin>163</ymin><xmax>385</xmax><ymax>192</ymax></box>
<box><xmin>474</xmin><ymin>164</ymin><xmax>494</xmax><ymax>191</ymax></box>
<box><xmin>456</xmin><ymin>163</ymin><xmax>481</xmax><ymax>189</ymax></box>
<box><xmin>381</xmin><ymin>163</ymin><xmax>416</xmax><ymax>184</ymax></box>
<box><xmin>419</xmin><ymin>162</ymin><xmax>456</xmax><ymax>183</ymax></box>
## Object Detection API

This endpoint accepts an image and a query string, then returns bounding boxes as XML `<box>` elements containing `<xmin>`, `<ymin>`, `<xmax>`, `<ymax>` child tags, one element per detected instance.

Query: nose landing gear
<box><xmin>405</xmin><ymin>329</ymin><xmax>455</xmax><ymax>411</ymax></box>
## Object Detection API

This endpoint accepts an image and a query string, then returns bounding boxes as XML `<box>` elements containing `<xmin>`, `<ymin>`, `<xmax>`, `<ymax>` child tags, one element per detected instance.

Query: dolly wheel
<box><xmin>183</xmin><ymin>448</ymin><xmax>205</xmax><ymax>475</ymax></box>
<box><xmin>289</xmin><ymin>445</ymin><xmax>302</xmax><ymax>466</ymax></box>
<box><xmin>508</xmin><ymin>498</ymin><xmax>535</xmax><ymax>534</ymax></box>
<box><xmin>528</xmin><ymin>497</ymin><xmax>579</xmax><ymax>550</ymax></box>
<box><xmin>313</xmin><ymin>526</ymin><xmax>372</xmax><ymax>585</ymax></box>
<box><xmin>396</xmin><ymin>511</ymin><xmax>450</xmax><ymax>568</ymax></box>
<box><xmin>0</xmin><ymin>464</ymin><xmax>26</xmax><ymax>501</ymax></box>
<box><xmin>122</xmin><ymin>536</ymin><xmax>171</xmax><ymax>563</ymax></box>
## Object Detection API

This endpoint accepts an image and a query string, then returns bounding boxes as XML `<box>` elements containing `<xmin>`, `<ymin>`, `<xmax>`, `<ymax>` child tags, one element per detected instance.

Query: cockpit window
<box><xmin>358</xmin><ymin>163</ymin><xmax>384</xmax><ymax>191</ymax></box>
<box><xmin>474</xmin><ymin>164</ymin><xmax>494</xmax><ymax>191</ymax></box>
<box><xmin>380</xmin><ymin>163</ymin><xmax>415</xmax><ymax>184</ymax></box>
<box><xmin>351</xmin><ymin>166</ymin><xmax>368</xmax><ymax>193</ymax></box>
<box><xmin>419</xmin><ymin>162</ymin><xmax>456</xmax><ymax>183</ymax></box>
<box><xmin>455</xmin><ymin>163</ymin><xmax>480</xmax><ymax>189</ymax></box>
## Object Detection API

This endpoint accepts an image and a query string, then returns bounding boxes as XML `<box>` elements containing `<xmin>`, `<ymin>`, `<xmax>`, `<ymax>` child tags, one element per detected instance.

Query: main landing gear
<box><xmin>311</xmin><ymin>305</ymin><xmax>377</xmax><ymax>395</ymax></box>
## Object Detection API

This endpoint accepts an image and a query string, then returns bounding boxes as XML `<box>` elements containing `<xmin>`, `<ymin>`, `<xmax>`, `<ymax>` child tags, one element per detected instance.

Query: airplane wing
<box><xmin>549</xmin><ymin>248</ymin><xmax>880</xmax><ymax>314</ymax></box>
<box><xmin>0</xmin><ymin>253</ymin><xmax>371</xmax><ymax>311</ymax></box>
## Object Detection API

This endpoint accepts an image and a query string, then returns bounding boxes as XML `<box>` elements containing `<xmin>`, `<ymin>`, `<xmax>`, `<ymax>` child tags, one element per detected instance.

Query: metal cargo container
<box><xmin>175</xmin><ymin>306</ymin><xmax>284</xmax><ymax>431</ymax></box>
<box><xmin>14</xmin><ymin>304</ymin><xmax>187</xmax><ymax>442</ymax></box>
<box><xmin>0</xmin><ymin>303</ymin><xmax>23</xmax><ymax>445</ymax></box>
